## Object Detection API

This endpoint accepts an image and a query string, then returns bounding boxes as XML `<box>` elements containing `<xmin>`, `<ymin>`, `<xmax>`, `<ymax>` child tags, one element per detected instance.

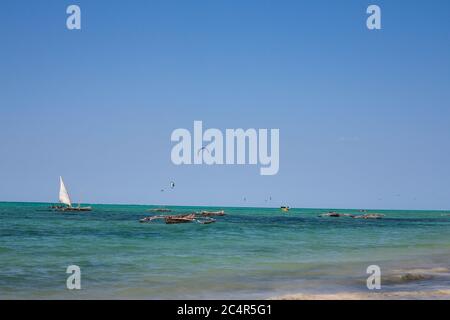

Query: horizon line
<box><xmin>0</xmin><ymin>200</ymin><xmax>449</xmax><ymax>212</ymax></box>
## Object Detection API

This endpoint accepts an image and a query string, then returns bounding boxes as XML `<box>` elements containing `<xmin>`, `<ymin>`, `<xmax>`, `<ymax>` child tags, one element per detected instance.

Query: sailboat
<box><xmin>55</xmin><ymin>176</ymin><xmax>92</xmax><ymax>212</ymax></box>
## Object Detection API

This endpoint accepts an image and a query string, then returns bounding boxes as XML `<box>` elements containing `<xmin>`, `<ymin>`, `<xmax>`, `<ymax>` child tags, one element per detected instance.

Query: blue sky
<box><xmin>0</xmin><ymin>0</ymin><xmax>449</xmax><ymax>209</ymax></box>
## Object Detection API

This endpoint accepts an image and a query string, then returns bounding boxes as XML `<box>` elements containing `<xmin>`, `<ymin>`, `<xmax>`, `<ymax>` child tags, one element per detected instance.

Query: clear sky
<box><xmin>1</xmin><ymin>0</ymin><xmax>449</xmax><ymax>210</ymax></box>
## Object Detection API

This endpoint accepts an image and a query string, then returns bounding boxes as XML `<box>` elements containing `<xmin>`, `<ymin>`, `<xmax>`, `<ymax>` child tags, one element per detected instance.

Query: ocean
<box><xmin>1</xmin><ymin>202</ymin><xmax>450</xmax><ymax>299</ymax></box>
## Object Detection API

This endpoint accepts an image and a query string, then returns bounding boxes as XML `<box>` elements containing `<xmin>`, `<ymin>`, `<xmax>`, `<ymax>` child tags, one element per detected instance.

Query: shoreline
<box><xmin>271</xmin><ymin>289</ymin><xmax>450</xmax><ymax>300</ymax></box>
<box><xmin>270</xmin><ymin>266</ymin><xmax>450</xmax><ymax>300</ymax></box>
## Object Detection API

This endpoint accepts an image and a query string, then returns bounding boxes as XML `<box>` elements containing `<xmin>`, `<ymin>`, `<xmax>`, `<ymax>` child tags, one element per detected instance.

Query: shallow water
<box><xmin>1</xmin><ymin>202</ymin><xmax>449</xmax><ymax>299</ymax></box>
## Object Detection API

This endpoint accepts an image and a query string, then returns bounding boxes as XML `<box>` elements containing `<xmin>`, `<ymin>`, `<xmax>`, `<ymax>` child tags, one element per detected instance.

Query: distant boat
<box><xmin>199</xmin><ymin>210</ymin><xmax>225</xmax><ymax>216</ymax></box>
<box><xmin>140</xmin><ymin>213</ymin><xmax>216</xmax><ymax>225</ymax></box>
<box><xmin>281</xmin><ymin>206</ymin><xmax>290</xmax><ymax>212</ymax></box>
<box><xmin>54</xmin><ymin>176</ymin><xmax>92</xmax><ymax>212</ymax></box>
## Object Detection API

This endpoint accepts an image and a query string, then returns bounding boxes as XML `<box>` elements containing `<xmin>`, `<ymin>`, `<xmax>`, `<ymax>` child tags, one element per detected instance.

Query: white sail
<box><xmin>59</xmin><ymin>176</ymin><xmax>72</xmax><ymax>207</ymax></box>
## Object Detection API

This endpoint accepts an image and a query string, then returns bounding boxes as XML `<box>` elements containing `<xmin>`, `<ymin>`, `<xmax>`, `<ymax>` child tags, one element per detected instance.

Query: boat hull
<box><xmin>199</xmin><ymin>210</ymin><xmax>225</xmax><ymax>216</ymax></box>
<box><xmin>56</xmin><ymin>206</ymin><xmax>92</xmax><ymax>212</ymax></box>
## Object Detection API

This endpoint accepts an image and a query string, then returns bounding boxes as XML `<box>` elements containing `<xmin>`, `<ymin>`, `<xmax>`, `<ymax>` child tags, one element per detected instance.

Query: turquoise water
<box><xmin>1</xmin><ymin>202</ymin><xmax>450</xmax><ymax>299</ymax></box>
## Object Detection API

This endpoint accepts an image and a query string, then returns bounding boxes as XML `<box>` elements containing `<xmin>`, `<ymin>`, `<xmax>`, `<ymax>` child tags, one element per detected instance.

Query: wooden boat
<box><xmin>319</xmin><ymin>212</ymin><xmax>355</xmax><ymax>218</ymax></box>
<box><xmin>165</xmin><ymin>213</ymin><xmax>196</xmax><ymax>224</ymax></box>
<box><xmin>140</xmin><ymin>213</ymin><xmax>195</xmax><ymax>224</ymax></box>
<box><xmin>281</xmin><ymin>206</ymin><xmax>290</xmax><ymax>212</ymax></box>
<box><xmin>61</xmin><ymin>205</ymin><xmax>92</xmax><ymax>212</ymax></box>
<box><xmin>140</xmin><ymin>213</ymin><xmax>216</xmax><ymax>225</ymax></box>
<box><xmin>199</xmin><ymin>210</ymin><xmax>225</xmax><ymax>216</ymax></box>
<box><xmin>55</xmin><ymin>177</ymin><xmax>92</xmax><ymax>212</ymax></box>
<box><xmin>319</xmin><ymin>212</ymin><xmax>340</xmax><ymax>217</ymax></box>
